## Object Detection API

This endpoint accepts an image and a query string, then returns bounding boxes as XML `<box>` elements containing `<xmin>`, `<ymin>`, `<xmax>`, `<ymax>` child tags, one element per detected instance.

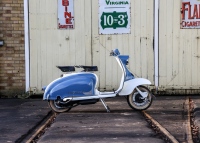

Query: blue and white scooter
<box><xmin>43</xmin><ymin>49</ymin><xmax>153</xmax><ymax>113</ymax></box>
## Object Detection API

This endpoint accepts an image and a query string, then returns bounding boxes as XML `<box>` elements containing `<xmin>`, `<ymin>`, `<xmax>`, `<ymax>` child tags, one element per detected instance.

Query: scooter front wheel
<box><xmin>48</xmin><ymin>100</ymin><xmax>71</xmax><ymax>113</ymax></box>
<box><xmin>127</xmin><ymin>86</ymin><xmax>153</xmax><ymax>111</ymax></box>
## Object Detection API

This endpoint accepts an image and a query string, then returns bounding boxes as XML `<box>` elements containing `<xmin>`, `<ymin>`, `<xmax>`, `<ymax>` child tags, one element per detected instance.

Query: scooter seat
<box><xmin>75</xmin><ymin>66</ymin><xmax>98</xmax><ymax>71</ymax></box>
<box><xmin>82</xmin><ymin>66</ymin><xmax>98</xmax><ymax>71</ymax></box>
<box><xmin>57</xmin><ymin>66</ymin><xmax>75</xmax><ymax>72</ymax></box>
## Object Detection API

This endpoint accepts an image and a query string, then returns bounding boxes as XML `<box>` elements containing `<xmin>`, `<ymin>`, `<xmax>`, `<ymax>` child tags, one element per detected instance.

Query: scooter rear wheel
<box><xmin>127</xmin><ymin>86</ymin><xmax>153</xmax><ymax>111</ymax></box>
<box><xmin>48</xmin><ymin>100</ymin><xmax>71</xmax><ymax>113</ymax></box>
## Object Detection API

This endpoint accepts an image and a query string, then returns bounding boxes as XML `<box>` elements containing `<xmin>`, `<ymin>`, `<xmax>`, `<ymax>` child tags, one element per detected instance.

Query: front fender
<box><xmin>118</xmin><ymin>78</ymin><xmax>151</xmax><ymax>96</ymax></box>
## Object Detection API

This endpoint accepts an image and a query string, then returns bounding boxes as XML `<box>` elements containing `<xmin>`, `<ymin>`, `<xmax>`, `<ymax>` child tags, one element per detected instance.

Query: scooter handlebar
<box><xmin>110</xmin><ymin>49</ymin><xmax>120</xmax><ymax>56</ymax></box>
<box><xmin>110</xmin><ymin>50</ymin><xmax>114</xmax><ymax>56</ymax></box>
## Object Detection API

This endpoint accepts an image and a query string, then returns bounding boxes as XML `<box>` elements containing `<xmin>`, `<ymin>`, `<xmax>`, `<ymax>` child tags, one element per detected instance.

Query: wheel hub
<box><xmin>135</xmin><ymin>94</ymin><xmax>145</xmax><ymax>103</ymax></box>
<box><xmin>133</xmin><ymin>92</ymin><xmax>148</xmax><ymax>106</ymax></box>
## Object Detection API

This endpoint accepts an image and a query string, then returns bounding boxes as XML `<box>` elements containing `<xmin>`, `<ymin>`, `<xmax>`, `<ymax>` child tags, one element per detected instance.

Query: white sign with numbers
<box><xmin>99</xmin><ymin>0</ymin><xmax>131</xmax><ymax>34</ymax></box>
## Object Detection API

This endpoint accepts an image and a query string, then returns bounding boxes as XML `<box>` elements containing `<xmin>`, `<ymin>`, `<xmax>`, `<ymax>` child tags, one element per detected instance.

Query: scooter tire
<box><xmin>48</xmin><ymin>100</ymin><xmax>71</xmax><ymax>113</ymax></box>
<box><xmin>127</xmin><ymin>86</ymin><xmax>153</xmax><ymax>111</ymax></box>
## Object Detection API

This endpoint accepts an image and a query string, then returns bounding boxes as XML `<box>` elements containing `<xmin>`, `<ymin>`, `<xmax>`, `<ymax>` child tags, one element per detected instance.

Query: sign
<box><xmin>99</xmin><ymin>0</ymin><xmax>131</xmax><ymax>34</ymax></box>
<box><xmin>58</xmin><ymin>0</ymin><xmax>74</xmax><ymax>29</ymax></box>
<box><xmin>181</xmin><ymin>0</ymin><xmax>200</xmax><ymax>28</ymax></box>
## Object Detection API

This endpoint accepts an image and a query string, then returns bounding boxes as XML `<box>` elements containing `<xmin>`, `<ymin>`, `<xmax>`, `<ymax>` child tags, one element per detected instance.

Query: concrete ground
<box><xmin>38</xmin><ymin>97</ymin><xmax>164</xmax><ymax>143</ymax></box>
<box><xmin>0</xmin><ymin>95</ymin><xmax>200</xmax><ymax>143</ymax></box>
<box><xmin>0</xmin><ymin>99</ymin><xmax>50</xmax><ymax>143</ymax></box>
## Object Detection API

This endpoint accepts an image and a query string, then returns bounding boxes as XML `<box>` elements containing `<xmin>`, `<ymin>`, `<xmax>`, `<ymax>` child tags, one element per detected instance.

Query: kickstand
<box><xmin>100</xmin><ymin>98</ymin><xmax>110</xmax><ymax>112</ymax></box>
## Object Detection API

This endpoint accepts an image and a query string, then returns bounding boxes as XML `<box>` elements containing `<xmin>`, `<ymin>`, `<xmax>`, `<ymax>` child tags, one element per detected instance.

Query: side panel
<box><xmin>43</xmin><ymin>73</ymin><xmax>97</xmax><ymax>100</ymax></box>
<box><xmin>159</xmin><ymin>0</ymin><xmax>200</xmax><ymax>94</ymax></box>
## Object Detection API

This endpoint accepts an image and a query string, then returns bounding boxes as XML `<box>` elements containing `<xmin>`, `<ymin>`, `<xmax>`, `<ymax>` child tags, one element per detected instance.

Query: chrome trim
<box><xmin>63</xmin><ymin>97</ymin><xmax>72</xmax><ymax>102</ymax></box>
<box><xmin>72</xmin><ymin>96</ymin><xmax>99</xmax><ymax>101</ymax></box>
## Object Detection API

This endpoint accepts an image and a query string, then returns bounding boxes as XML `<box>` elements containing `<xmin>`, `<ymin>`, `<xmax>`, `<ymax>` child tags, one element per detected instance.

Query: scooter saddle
<box><xmin>57</xmin><ymin>66</ymin><xmax>75</xmax><ymax>72</ymax></box>
<box><xmin>75</xmin><ymin>66</ymin><xmax>98</xmax><ymax>72</ymax></box>
<box><xmin>82</xmin><ymin>66</ymin><xmax>98</xmax><ymax>71</ymax></box>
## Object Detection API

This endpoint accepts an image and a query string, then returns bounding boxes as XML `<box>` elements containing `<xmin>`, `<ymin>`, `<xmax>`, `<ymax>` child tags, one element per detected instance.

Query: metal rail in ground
<box><xmin>142</xmin><ymin>96</ymin><xmax>194</xmax><ymax>143</ymax></box>
<box><xmin>18</xmin><ymin>111</ymin><xmax>57</xmax><ymax>143</ymax></box>
<box><xmin>142</xmin><ymin>111</ymin><xmax>179</xmax><ymax>143</ymax></box>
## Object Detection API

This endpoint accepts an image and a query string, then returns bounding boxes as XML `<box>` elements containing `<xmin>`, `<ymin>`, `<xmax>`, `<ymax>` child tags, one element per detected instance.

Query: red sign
<box><xmin>58</xmin><ymin>0</ymin><xmax>74</xmax><ymax>29</ymax></box>
<box><xmin>62</xmin><ymin>0</ymin><xmax>69</xmax><ymax>6</ymax></box>
<box><xmin>181</xmin><ymin>0</ymin><xmax>200</xmax><ymax>28</ymax></box>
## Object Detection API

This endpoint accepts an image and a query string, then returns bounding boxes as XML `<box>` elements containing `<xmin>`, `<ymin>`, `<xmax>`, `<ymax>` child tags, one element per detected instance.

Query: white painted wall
<box><xmin>159</xmin><ymin>0</ymin><xmax>200</xmax><ymax>94</ymax></box>
<box><xmin>28</xmin><ymin>0</ymin><xmax>154</xmax><ymax>92</ymax></box>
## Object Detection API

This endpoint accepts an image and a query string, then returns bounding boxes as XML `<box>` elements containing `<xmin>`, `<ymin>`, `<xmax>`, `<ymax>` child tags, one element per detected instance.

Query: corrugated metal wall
<box><xmin>91</xmin><ymin>0</ymin><xmax>154</xmax><ymax>91</ymax></box>
<box><xmin>159</xmin><ymin>0</ymin><xmax>200</xmax><ymax>94</ymax></box>
<box><xmin>29</xmin><ymin>0</ymin><xmax>92</xmax><ymax>91</ymax></box>
<box><xmin>29</xmin><ymin>0</ymin><xmax>154</xmax><ymax>93</ymax></box>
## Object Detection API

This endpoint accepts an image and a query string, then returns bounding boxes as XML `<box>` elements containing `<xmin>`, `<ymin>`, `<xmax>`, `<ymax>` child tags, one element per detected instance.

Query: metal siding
<box><xmin>92</xmin><ymin>0</ymin><xmax>154</xmax><ymax>91</ymax></box>
<box><xmin>29</xmin><ymin>0</ymin><xmax>154</xmax><ymax>92</ymax></box>
<box><xmin>29</xmin><ymin>0</ymin><xmax>92</xmax><ymax>92</ymax></box>
<box><xmin>29</xmin><ymin>0</ymin><xmax>200</xmax><ymax>94</ymax></box>
<box><xmin>159</xmin><ymin>0</ymin><xmax>200</xmax><ymax>93</ymax></box>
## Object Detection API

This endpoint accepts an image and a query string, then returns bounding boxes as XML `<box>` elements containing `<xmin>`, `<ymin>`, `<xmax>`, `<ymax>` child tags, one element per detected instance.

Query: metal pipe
<box><xmin>154</xmin><ymin>0</ymin><xmax>159</xmax><ymax>90</ymax></box>
<box><xmin>24</xmin><ymin>0</ymin><xmax>30</xmax><ymax>92</ymax></box>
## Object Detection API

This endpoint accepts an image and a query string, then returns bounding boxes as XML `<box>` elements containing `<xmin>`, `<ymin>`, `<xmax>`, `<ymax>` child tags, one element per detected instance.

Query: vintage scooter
<box><xmin>43</xmin><ymin>49</ymin><xmax>153</xmax><ymax>113</ymax></box>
